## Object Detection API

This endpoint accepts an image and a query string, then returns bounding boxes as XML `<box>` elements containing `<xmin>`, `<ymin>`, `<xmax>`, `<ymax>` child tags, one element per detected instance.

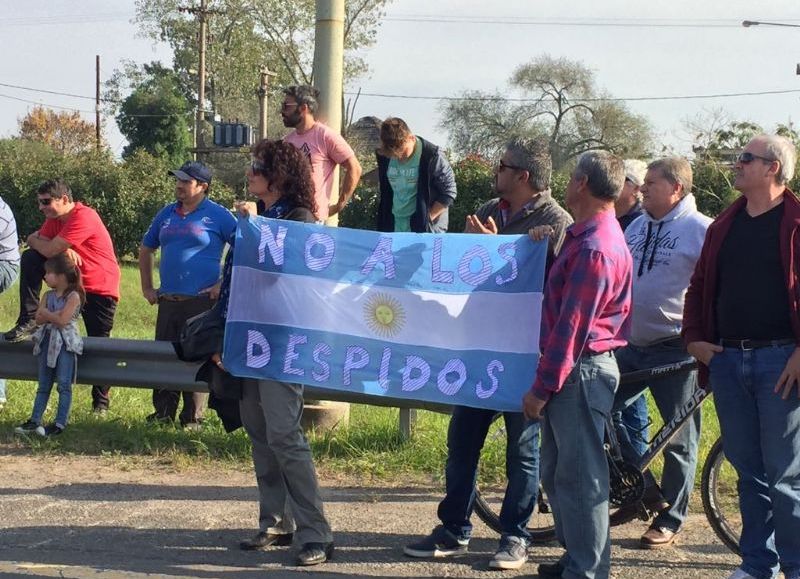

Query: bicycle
<box><xmin>472</xmin><ymin>359</ymin><xmax>742</xmax><ymax>554</ymax></box>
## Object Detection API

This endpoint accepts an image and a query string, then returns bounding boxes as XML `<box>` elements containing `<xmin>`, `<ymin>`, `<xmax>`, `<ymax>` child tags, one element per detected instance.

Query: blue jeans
<box><xmin>620</xmin><ymin>395</ymin><xmax>649</xmax><ymax>456</ymax></box>
<box><xmin>541</xmin><ymin>351</ymin><xmax>618</xmax><ymax>579</ymax></box>
<box><xmin>31</xmin><ymin>335</ymin><xmax>76</xmax><ymax>428</ymax></box>
<box><xmin>612</xmin><ymin>341</ymin><xmax>701</xmax><ymax>532</ymax></box>
<box><xmin>710</xmin><ymin>344</ymin><xmax>800</xmax><ymax>579</ymax></box>
<box><xmin>0</xmin><ymin>259</ymin><xmax>19</xmax><ymax>403</ymax></box>
<box><xmin>438</xmin><ymin>405</ymin><xmax>540</xmax><ymax>541</ymax></box>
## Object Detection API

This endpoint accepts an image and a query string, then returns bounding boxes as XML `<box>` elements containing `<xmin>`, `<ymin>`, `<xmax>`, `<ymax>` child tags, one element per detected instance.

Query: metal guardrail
<box><xmin>0</xmin><ymin>336</ymin><xmax>452</xmax><ymax>414</ymax></box>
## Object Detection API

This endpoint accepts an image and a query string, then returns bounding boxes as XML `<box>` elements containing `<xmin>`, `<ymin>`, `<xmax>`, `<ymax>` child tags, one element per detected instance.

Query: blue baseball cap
<box><xmin>169</xmin><ymin>161</ymin><xmax>212</xmax><ymax>184</ymax></box>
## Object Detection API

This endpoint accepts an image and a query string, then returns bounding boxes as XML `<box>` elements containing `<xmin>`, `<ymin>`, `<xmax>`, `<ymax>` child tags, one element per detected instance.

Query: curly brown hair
<box><xmin>251</xmin><ymin>139</ymin><xmax>318</xmax><ymax>216</ymax></box>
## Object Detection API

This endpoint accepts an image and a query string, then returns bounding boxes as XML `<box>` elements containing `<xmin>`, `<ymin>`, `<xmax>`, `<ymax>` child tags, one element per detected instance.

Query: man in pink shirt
<box><xmin>281</xmin><ymin>85</ymin><xmax>362</xmax><ymax>222</ymax></box>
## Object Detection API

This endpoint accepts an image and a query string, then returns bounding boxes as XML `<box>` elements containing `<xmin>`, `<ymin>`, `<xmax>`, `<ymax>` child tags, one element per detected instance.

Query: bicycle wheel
<box><xmin>473</xmin><ymin>483</ymin><xmax>557</xmax><ymax>543</ymax></box>
<box><xmin>701</xmin><ymin>437</ymin><xmax>741</xmax><ymax>555</ymax></box>
<box><xmin>472</xmin><ymin>416</ymin><xmax>556</xmax><ymax>544</ymax></box>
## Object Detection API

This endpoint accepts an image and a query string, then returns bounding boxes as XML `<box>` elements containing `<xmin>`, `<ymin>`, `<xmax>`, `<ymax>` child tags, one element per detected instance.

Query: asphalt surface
<box><xmin>0</xmin><ymin>454</ymin><xmax>742</xmax><ymax>578</ymax></box>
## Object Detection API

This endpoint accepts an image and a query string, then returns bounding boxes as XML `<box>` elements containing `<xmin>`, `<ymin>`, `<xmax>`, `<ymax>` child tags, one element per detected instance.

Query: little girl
<box><xmin>14</xmin><ymin>254</ymin><xmax>84</xmax><ymax>437</ymax></box>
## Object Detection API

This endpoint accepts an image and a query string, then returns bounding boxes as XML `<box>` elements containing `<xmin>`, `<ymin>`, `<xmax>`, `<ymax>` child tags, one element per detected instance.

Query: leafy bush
<box><xmin>0</xmin><ymin>140</ymin><xmax>234</xmax><ymax>258</ymax></box>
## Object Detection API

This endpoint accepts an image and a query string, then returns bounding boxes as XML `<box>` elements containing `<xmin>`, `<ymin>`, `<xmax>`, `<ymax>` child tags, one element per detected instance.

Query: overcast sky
<box><xmin>1</xmin><ymin>0</ymin><xmax>799</xmax><ymax>158</ymax></box>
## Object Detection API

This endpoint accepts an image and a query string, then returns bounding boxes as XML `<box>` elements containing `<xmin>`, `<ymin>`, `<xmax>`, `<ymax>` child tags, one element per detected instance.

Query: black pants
<box><xmin>152</xmin><ymin>296</ymin><xmax>213</xmax><ymax>424</ymax></box>
<box><xmin>17</xmin><ymin>248</ymin><xmax>117</xmax><ymax>410</ymax></box>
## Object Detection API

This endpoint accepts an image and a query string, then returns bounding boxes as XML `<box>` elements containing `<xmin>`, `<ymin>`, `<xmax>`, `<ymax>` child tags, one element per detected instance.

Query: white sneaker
<box><xmin>727</xmin><ymin>568</ymin><xmax>757</xmax><ymax>579</ymax></box>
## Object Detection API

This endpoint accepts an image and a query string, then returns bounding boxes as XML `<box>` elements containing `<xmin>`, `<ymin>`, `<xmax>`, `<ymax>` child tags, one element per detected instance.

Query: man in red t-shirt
<box><xmin>3</xmin><ymin>179</ymin><xmax>120</xmax><ymax>414</ymax></box>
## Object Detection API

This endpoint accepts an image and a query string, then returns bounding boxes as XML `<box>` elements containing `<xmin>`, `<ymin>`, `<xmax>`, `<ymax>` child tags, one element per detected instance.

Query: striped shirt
<box><xmin>531</xmin><ymin>209</ymin><xmax>632</xmax><ymax>400</ymax></box>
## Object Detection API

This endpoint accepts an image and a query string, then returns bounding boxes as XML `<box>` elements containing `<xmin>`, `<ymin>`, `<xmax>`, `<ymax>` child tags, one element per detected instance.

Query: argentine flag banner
<box><xmin>223</xmin><ymin>216</ymin><xmax>547</xmax><ymax>412</ymax></box>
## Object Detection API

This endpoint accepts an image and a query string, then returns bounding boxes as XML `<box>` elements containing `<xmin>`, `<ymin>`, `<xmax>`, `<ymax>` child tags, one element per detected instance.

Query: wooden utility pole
<box><xmin>257</xmin><ymin>66</ymin><xmax>276</xmax><ymax>140</ymax></box>
<box><xmin>95</xmin><ymin>55</ymin><xmax>101</xmax><ymax>150</ymax></box>
<box><xmin>180</xmin><ymin>0</ymin><xmax>217</xmax><ymax>158</ymax></box>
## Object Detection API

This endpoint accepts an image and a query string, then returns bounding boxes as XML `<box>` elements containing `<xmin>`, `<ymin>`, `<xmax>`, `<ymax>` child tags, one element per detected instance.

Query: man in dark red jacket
<box><xmin>683</xmin><ymin>134</ymin><xmax>800</xmax><ymax>579</ymax></box>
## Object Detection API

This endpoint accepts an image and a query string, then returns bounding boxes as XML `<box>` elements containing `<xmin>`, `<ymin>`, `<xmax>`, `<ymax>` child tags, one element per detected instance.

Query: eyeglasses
<box><xmin>498</xmin><ymin>159</ymin><xmax>525</xmax><ymax>172</ymax></box>
<box><xmin>280</xmin><ymin>102</ymin><xmax>299</xmax><ymax>111</ymax></box>
<box><xmin>250</xmin><ymin>160</ymin><xmax>267</xmax><ymax>174</ymax></box>
<box><xmin>37</xmin><ymin>197</ymin><xmax>53</xmax><ymax>206</ymax></box>
<box><xmin>737</xmin><ymin>151</ymin><xmax>775</xmax><ymax>165</ymax></box>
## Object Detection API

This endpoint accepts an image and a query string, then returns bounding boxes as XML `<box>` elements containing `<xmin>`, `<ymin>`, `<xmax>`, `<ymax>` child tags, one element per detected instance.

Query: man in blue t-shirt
<box><xmin>139</xmin><ymin>161</ymin><xmax>236</xmax><ymax>428</ymax></box>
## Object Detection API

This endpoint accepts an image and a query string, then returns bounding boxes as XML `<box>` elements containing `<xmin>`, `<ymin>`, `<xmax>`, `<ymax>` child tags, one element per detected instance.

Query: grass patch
<box><xmin>0</xmin><ymin>264</ymin><xmax>722</xmax><ymax>487</ymax></box>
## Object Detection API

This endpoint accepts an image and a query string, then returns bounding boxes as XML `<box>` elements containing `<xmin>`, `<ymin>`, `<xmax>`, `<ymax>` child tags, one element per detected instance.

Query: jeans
<box><xmin>437</xmin><ymin>406</ymin><xmax>540</xmax><ymax>541</ymax></box>
<box><xmin>620</xmin><ymin>395</ymin><xmax>649</xmax><ymax>456</ymax></box>
<box><xmin>31</xmin><ymin>334</ymin><xmax>76</xmax><ymax>428</ymax></box>
<box><xmin>612</xmin><ymin>341</ymin><xmax>701</xmax><ymax>532</ymax></box>
<box><xmin>0</xmin><ymin>258</ymin><xmax>19</xmax><ymax>403</ymax></box>
<box><xmin>14</xmin><ymin>249</ymin><xmax>116</xmax><ymax>411</ymax></box>
<box><xmin>541</xmin><ymin>351</ymin><xmax>618</xmax><ymax>579</ymax></box>
<box><xmin>710</xmin><ymin>344</ymin><xmax>800</xmax><ymax>579</ymax></box>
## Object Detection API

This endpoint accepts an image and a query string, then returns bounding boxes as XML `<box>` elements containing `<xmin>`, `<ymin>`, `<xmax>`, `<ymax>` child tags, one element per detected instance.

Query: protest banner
<box><xmin>223</xmin><ymin>216</ymin><xmax>547</xmax><ymax>411</ymax></box>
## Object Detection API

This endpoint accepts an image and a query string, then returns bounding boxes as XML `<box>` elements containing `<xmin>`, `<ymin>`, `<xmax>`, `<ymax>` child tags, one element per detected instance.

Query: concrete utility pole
<box><xmin>257</xmin><ymin>66</ymin><xmax>276</xmax><ymax>140</ymax></box>
<box><xmin>313</xmin><ymin>0</ymin><xmax>345</xmax><ymax>227</ymax></box>
<box><xmin>95</xmin><ymin>55</ymin><xmax>101</xmax><ymax>150</ymax></box>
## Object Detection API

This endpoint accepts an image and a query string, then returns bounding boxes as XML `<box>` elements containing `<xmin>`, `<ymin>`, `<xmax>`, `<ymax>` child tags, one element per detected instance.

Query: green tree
<box><xmin>115</xmin><ymin>63</ymin><xmax>192</xmax><ymax>166</ymax></box>
<box><xmin>133</xmin><ymin>0</ymin><xmax>392</xmax><ymax>127</ymax></box>
<box><xmin>440</xmin><ymin>55</ymin><xmax>654</xmax><ymax>170</ymax></box>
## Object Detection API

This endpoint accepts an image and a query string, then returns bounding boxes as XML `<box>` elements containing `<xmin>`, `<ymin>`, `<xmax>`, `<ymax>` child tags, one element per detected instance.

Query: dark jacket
<box><xmin>376</xmin><ymin>136</ymin><xmax>457</xmax><ymax>233</ymax></box>
<box><xmin>682</xmin><ymin>188</ymin><xmax>800</xmax><ymax>387</ymax></box>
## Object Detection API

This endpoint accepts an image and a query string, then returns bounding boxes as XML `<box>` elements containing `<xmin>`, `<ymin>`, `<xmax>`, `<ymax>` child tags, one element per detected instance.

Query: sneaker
<box><xmin>537</xmin><ymin>560</ymin><xmax>565</xmax><ymax>577</ymax></box>
<box><xmin>404</xmin><ymin>525</ymin><xmax>469</xmax><ymax>558</ymax></box>
<box><xmin>0</xmin><ymin>399</ymin><xmax>6</xmax><ymax>412</ymax></box>
<box><xmin>14</xmin><ymin>419</ymin><xmax>39</xmax><ymax>434</ymax></box>
<box><xmin>35</xmin><ymin>424</ymin><xmax>64</xmax><ymax>437</ymax></box>
<box><xmin>3</xmin><ymin>320</ymin><xmax>37</xmax><ymax>343</ymax></box>
<box><xmin>489</xmin><ymin>536</ymin><xmax>528</xmax><ymax>570</ymax></box>
<box><xmin>640</xmin><ymin>526</ymin><xmax>679</xmax><ymax>549</ymax></box>
<box><xmin>92</xmin><ymin>407</ymin><xmax>108</xmax><ymax>418</ymax></box>
<box><xmin>726</xmin><ymin>569</ymin><xmax>757</xmax><ymax>579</ymax></box>
<box><xmin>181</xmin><ymin>421</ymin><xmax>202</xmax><ymax>432</ymax></box>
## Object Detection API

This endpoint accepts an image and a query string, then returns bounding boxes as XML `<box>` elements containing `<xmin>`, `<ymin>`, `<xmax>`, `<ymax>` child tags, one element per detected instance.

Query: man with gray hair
<box><xmin>404</xmin><ymin>138</ymin><xmax>571</xmax><ymax>570</ymax></box>
<box><xmin>281</xmin><ymin>85</ymin><xmax>362</xmax><ymax>222</ymax></box>
<box><xmin>525</xmin><ymin>150</ymin><xmax>632</xmax><ymax>579</ymax></box>
<box><xmin>684</xmin><ymin>134</ymin><xmax>800</xmax><ymax>579</ymax></box>
<box><xmin>611</xmin><ymin>157</ymin><xmax>711</xmax><ymax>549</ymax></box>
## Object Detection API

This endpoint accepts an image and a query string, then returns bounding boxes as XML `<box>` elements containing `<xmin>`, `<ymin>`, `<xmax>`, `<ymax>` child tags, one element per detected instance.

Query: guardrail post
<box><xmin>399</xmin><ymin>408</ymin><xmax>417</xmax><ymax>440</ymax></box>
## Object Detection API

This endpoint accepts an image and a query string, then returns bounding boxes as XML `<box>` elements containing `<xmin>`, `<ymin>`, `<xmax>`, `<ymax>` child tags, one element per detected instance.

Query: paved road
<box><xmin>0</xmin><ymin>455</ymin><xmax>741</xmax><ymax>578</ymax></box>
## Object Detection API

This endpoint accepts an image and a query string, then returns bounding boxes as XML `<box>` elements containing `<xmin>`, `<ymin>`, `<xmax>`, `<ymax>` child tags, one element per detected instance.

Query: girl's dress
<box><xmin>30</xmin><ymin>290</ymin><xmax>83</xmax><ymax>428</ymax></box>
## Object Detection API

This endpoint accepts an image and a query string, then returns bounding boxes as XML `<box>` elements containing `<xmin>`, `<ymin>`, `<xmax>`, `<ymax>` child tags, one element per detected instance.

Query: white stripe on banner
<box><xmin>227</xmin><ymin>267</ymin><xmax>542</xmax><ymax>355</ymax></box>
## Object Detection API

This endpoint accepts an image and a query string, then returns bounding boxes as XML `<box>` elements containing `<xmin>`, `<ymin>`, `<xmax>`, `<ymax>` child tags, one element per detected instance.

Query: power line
<box><xmin>0</xmin><ymin>12</ymin><xmax>131</xmax><ymax>27</ymax></box>
<box><xmin>382</xmin><ymin>15</ymin><xmax>789</xmax><ymax>28</ymax></box>
<box><xmin>346</xmin><ymin>88</ymin><xmax>800</xmax><ymax>103</ymax></box>
<box><xmin>0</xmin><ymin>92</ymin><xmax>95</xmax><ymax>113</ymax></box>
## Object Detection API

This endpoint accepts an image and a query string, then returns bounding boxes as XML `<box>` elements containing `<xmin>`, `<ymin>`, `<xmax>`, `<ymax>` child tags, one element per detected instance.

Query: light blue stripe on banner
<box><xmin>233</xmin><ymin>216</ymin><xmax>547</xmax><ymax>295</ymax></box>
<box><xmin>223</xmin><ymin>323</ymin><xmax>538</xmax><ymax>412</ymax></box>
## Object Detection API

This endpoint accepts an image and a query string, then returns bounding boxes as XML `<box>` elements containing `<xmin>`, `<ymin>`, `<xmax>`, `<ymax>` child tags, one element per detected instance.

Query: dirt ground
<box><xmin>0</xmin><ymin>452</ymin><xmax>742</xmax><ymax>579</ymax></box>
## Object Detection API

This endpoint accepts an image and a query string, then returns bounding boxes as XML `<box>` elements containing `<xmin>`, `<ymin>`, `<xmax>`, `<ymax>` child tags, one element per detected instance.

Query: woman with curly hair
<box><xmin>219</xmin><ymin>139</ymin><xmax>333</xmax><ymax>566</ymax></box>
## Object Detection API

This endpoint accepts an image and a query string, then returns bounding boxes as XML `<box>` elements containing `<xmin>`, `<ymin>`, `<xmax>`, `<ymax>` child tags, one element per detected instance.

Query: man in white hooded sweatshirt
<box><xmin>611</xmin><ymin>157</ymin><xmax>712</xmax><ymax>549</ymax></box>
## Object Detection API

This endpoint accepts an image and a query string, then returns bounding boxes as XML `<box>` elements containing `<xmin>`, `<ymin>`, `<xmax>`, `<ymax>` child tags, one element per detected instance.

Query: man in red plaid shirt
<box><xmin>525</xmin><ymin>151</ymin><xmax>632</xmax><ymax>579</ymax></box>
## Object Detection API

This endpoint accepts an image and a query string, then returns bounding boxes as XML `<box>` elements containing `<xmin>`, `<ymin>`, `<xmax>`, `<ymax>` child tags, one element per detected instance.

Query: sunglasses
<box><xmin>737</xmin><ymin>151</ymin><xmax>775</xmax><ymax>165</ymax></box>
<box><xmin>250</xmin><ymin>160</ymin><xmax>267</xmax><ymax>174</ymax></box>
<box><xmin>498</xmin><ymin>159</ymin><xmax>525</xmax><ymax>172</ymax></box>
<box><xmin>37</xmin><ymin>197</ymin><xmax>54</xmax><ymax>206</ymax></box>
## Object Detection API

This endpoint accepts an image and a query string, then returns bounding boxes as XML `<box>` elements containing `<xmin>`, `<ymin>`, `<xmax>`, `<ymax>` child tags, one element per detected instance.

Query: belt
<box><xmin>159</xmin><ymin>294</ymin><xmax>199</xmax><ymax>302</ymax></box>
<box><xmin>719</xmin><ymin>338</ymin><xmax>795</xmax><ymax>350</ymax></box>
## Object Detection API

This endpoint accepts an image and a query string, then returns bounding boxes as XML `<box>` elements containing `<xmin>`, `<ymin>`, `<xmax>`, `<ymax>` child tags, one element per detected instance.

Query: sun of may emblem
<box><xmin>363</xmin><ymin>293</ymin><xmax>406</xmax><ymax>338</ymax></box>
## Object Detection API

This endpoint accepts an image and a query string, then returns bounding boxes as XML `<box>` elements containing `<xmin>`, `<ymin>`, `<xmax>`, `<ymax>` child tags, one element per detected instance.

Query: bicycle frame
<box><xmin>617</xmin><ymin>358</ymin><xmax>706</xmax><ymax>473</ymax></box>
